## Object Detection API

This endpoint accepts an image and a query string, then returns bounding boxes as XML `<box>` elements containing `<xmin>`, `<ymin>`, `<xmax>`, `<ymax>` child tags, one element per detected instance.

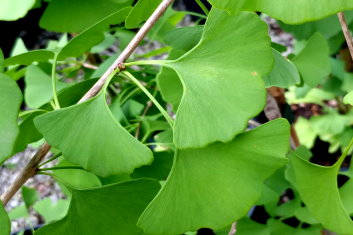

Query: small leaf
<box><xmin>58</xmin><ymin>8</ymin><xmax>131</xmax><ymax>60</ymax></box>
<box><xmin>21</xmin><ymin>186</ymin><xmax>39</xmax><ymax>208</ymax></box>
<box><xmin>35</xmin><ymin>179</ymin><xmax>160</xmax><ymax>235</ymax></box>
<box><xmin>264</xmin><ymin>49</ymin><xmax>300</xmax><ymax>88</ymax></box>
<box><xmin>292</xmin><ymin>33</ymin><xmax>330</xmax><ymax>87</ymax></box>
<box><xmin>25</xmin><ymin>65</ymin><xmax>68</xmax><ymax>108</ymax></box>
<box><xmin>0</xmin><ymin>0</ymin><xmax>35</xmax><ymax>21</ymax></box>
<box><xmin>207</xmin><ymin>0</ymin><xmax>353</xmax><ymax>24</ymax></box>
<box><xmin>286</xmin><ymin>144</ymin><xmax>353</xmax><ymax>234</ymax></box>
<box><xmin>34</xmin><ymin>92</ymin><xmax>153</xmax><ymax>177</ymax></box>
<box><xmin>39</xmin><ymin>0</ymin><xmax>133</xmax><ymax>32</ymax></box>
<box><xmin>236</xmin><ymin>218</ymin><xmax>269</xmax><ymax>235</ymax></box>
<box><xmin>163</xmin><ymin>26</ymin><xmax>203</xmax><ymax>51</ymax></box>
<box><xmin>4</xmin><ymin>50</ymin><xmax>55</xmax><ymax>67</ymax></box>
<box><xmin>167</xmin><ymin>9</ymin><xmax>272</xmax><ymax>148</ymax></box>
<box><xmin>344</xmin><ymin>90</ymin><xmax>353</xmax><ymax>105</ymax></box>
<box><xmin>0</xmin><ymin>48</ymin><xmax>4</xmax><ymax>73</ymax></box>
<box><xmin>0</xmin><ymin>74</ymin><xmax>22</xmax><ymax>164</ymax></box>
<box><xmin>0</xmin><ymin>202</ymin><xmax>10</xmax><ymax>235</ymax></box>
<box><xmin>138</xmin><ymin>119</ymin><xmax>290</xmax><ymax>235</ymax></box>
<box><xmin>125</xmin><ymin>0</ymin><xmax>162</xmax><ymax>29</ymax></box>
<box><xmin>268</xmin><ymin>219</ymin><xmax>321</xmax><ymax>235</ymax></box>
<box><xmin>33</xmin><ymin>198</ymin><xmax>70</xmax><ymax>223</ymax></box>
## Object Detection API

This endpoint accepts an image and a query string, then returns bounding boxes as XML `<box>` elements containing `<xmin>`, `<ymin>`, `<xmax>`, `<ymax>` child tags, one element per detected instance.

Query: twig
<box><xmin>0</xmin><ymin>0</ymin><xmax>174</xmax><ymax>206</ymax></box>
<box><xmin>338</xmin><ymin>12</ymin><xmax>353</xmax><ymax>61</ymax></box>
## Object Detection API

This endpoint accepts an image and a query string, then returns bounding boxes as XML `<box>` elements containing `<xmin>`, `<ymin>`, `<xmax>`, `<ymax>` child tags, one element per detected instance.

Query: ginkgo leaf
<box><xmin>39</xmin><ymin>0</ymin><xmax>133</xmax><ymax>32</ymax></box>
<box><xmin>0</xmin><ymin>0</ymin><xmax>35</xmax><ymax>21</ymax></box>
<box><xmin>292</xmin><ymin>33</ymin><xmax>330</xmax><ymax>87</ymax></box>
<box><xmin>344</xmin><ymin>90</ymin><xmax>353</xmax><ymax>105</ymax></box>
<box><xmin>286</xmin><ymin>143</ymin><xmax>353</xmax><ymax>235</ymax></box>
<box><xmin>166</xmin><ymin>9</ymin><xmax>272</xmax><ymax>149</ymax></box>
<box><xmin>34</xmin><ymin>92</ymin><xmax>153</xmax><ymax>177</ymax></box>
<box><xmin>25</xmin><ymin>65</ymin><xmax>68</xmax><ymax>108</ymax></box>
<box><xmin>35</xmin><ymin>179</ymin><xmax>160</xmax><ymax>235</ymax></box>
<box><xmin>4</xmin><ymin>50</ymin><xmax>55</xmax><ymax>67</ymax></box>
<box><xmin>0</xmin><ymin>202</ymin><xmax>10</xmax><ymax>235</ymax></box>
<box><xmin>0</xmin><ymin>74</ymin><xmax>22</xmax><ymax>164</ymax></box>
<box><xmin>125</xmin><ymin>0</ymin><xmax>162</xmax><ymax>29</ymax></box>
<box><xmin>138</xmin><ymin>119</ymin><xmax>290</xmax><ymax>235</ymax></box>
<box><xmin>264</xmin><ymin>49</ymin><xmax>300</xmax><ymax>88</ymax></box>
<box><xmin>207</xmin><ymin>0</ymin><xmax>353</xmax><ymax>24</ymax></box>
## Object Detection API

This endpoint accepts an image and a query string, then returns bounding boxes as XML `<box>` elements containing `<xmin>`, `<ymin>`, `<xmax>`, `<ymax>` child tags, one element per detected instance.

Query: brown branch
<box><xmin>0</xmin><ymin>0</ymin><xmax>174</xmax><ymax>206</ymax></box>
<box><xmin>338</xmin><ymin>12</ymin><xmax>353</xmax><ymax>61</ymax></box>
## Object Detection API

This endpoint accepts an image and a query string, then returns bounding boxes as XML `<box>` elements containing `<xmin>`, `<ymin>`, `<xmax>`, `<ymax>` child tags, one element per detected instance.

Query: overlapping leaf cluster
<box><xmin>1</xmin><ymin>0</ymin><xmax>353</xmax><ymax>235</ymax></box>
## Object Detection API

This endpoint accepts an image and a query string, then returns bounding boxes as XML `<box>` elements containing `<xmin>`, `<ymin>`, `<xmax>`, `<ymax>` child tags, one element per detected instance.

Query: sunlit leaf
<box><xmin>138</xmin><ymin>119</ymin><xmax>290</xmax><ymax>235</ymax></box>
<box><xmin>0</xmin><ymin>0</ymin><xmax>35</xmax><ymax>21</ymax></box>
<box><xmin>34</xmin><ymin>92</ymin><xmax>153</xmax><ymax>177</ymax></box>
<box><xmin>33</xmin><ymin>198</ymin><xmax>70</xmax><ymax>223</ymax></box>
<box><xmin>167</xmin><ymin>9</ymin><xmax>272</xmax><ymax>148</ymax></box>
<box><xmin>286</xmin><ymin>144</ymin><xmax>353</xmax><ymax>234</ymax></box>
<box><xmin>35</xmin><ymin>179</ymin><xmax>160</xmax><ymax>235</ymax></box>
<box><xmin>125</xmin><ymin>0</ymin><xmax>162</xmax><ymax>29</ymax></box>
<box><xmin>292</xmin><ymin>33</ymin><xmax>330</xmax><ymax>87</ymax></box>
<box><xmin>207</xmin><ymin>0</ymin><xmax>353</xmax><ymax>24</ymax></box>
<box><xmin>0</xmin><ymin>202</ymin><xmax>10</xmax><ymax>235</ymax></box>
<box><xmin>25</xmin><ymin>65</ymin><xmax>68</xmax><ymax>108</ymax></box>
<box><xmin>0</xmin><ymin>74</ymin><xmax>22</xmax><ymax>164</ymax></box>
<box><xmin>264</xmin><ymin>49</ymin><xmax>300</xmax><ymax>88</ymax></box>
<box><xmin>344</xmin><ymin>90</ymin><xmax>353</xmax><ymax>105</ymax></box>
<box><xmin>40</xmin><ymin>0</ymin><xmax>133</xmax><ymax>32</ymax></box>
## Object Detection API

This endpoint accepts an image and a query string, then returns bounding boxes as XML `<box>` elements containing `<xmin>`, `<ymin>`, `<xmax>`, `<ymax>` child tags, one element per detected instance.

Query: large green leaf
<box><xmin>25</xmin><ymin>65</ymin><xmax>68</xmax><ymax>108</ymax></box>
<box><xmin>138</xmin><ymin>119</ymin><xmax>290</xmax><ymax>235</ymax></box>
<box><xmin>40</xmin><ymin>0</ymin><xmax>133</xmax><ymax>32</ymax></box>
<box><xmin>125</xmin><ymin>0</ymin><xmax>162</xmax><ymax>29</ymax></box>
<box><xmin>57</xmin><ymin>8</ymin><xmax>131</xmax><ymax>60</ymax></box>
<box><xmin>34</xmin><ymin>92</ymin><xmax>153</xmax><ymax>177</ymax></box>
<box><xmin>0</xmin><ymin>0</ymin><xmax>35</xmax><ymax>21</ymax></box>
<box><xmin>207</xmin><ymin>0</ymin><xmax>353</xmax><ymax>24</ymax></box>
<box><xmin>286</xmin><ymin>143</ymin><xmax>353</xmax><ymax>234</ymax></box>
<box><xmin>292</xmin><ymin>33</ymin><xmax>330</xmax><ymax>87</ymax></box>
<box><xmin>166</xmin><ymin>9</ymin><xmax>272</xmax><ymax>149</ymax></box>
<box><xmin>35</xmin><ymin>179</ymin><xmax>160</xmax><ymax>235</ymax></box>
<box><xmin>0</xmin><ymin>74</ymin><xmax>22</xmax><ymax>164</ymax></box>
<box><xmin>264</xmin><ymin>49</ymin><xmax>300</xmax><ymax>88</ymax></box>
<box><xmin>0</xmin><ymin>202</ymin><xmax>10</xmax><ymax>235</ymax></box>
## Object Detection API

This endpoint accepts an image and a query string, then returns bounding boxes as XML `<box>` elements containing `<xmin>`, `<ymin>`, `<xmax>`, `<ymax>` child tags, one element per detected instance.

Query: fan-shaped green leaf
<box><xmin>125</xmin><ymin>0</ymin><xmax>162</xmax><ymax>29</ymax></box>
<box><xmin>0</xmin><ymin>0</ymin><xmax>35</xmax><ymax>21</ymax></box>
<box><xmin>163</xmin><ymin>26</ymin><xmax>203</xmax><ymax>51</ymax></box>
<box><xmin>207</xmin><ymin>0</ymin><xmax>353</xmax><ymax>24</ymax></box>
<box><xmin>286</xmin><ymin>142</ymin><xmax>353</xmax><ymax>234</ymax></box>
<box><xmin>0</xmin><ymin>74</ymin><xmax>22</xmax><ymax>164</ymax></box>
<box><xmin>0</xmin><ymin>202</ymin><xmax>10</xmax><ymax>235</ymax></box>
<box><xmin>33</xmin><ymin>198</ymin><xmax>70</xmax><ymax>224</ymax></box>
<box><xmin>166</xmin><ymin>9</ymin><xmax>272</xmax><ymax>149</ymax></box>
<box><xmin>292</xmin><ymin>33</ymin><xmax>330</xmax><ymax>87</ymax></box>
<box><xmin>138</xmin><ymin>119</ymin><xmax>290</xmax><ymax>235</ymax></box>
<box><xmin>35</xmin><ymin>179</ymin><xmax>160</xmax><ymax>235</ymax></box>
<box><xmin>344</xmin><ymin>90</ymin><xmax>353</xmax><ymax>105</ymax></box>
<box><xmin>40</xmin><ymin>0</ymin><xmax>133</xmax><ymax>32</ymax></box>
<box><xmin>34</xmin><ymin>92</ymin><xmax>153</xmax><ymax>177</ymax></box>
<box><xmin>264</xmin><ymin>49</ymin><xmax>300</xmax><ymax>88</ymax></box>
<box><xmin>25</xmin><ymin>65</ymin><xmax>68</xmax><ymax>108</ymax></box>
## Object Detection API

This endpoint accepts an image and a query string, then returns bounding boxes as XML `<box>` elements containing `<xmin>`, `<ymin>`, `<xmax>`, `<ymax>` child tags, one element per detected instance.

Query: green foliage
<box><xmin>1</xmin><ymin>1</ymin><xmax>353</xmax><ymax>234</ymax></box>
<box><xmin>35</xmin><ymin>179</ymin><xmax>160</xmax><ymax>235</ymax></box>
<box><xmin>0</xmin><ymin>0</ymin><xmax>35</xmax><ymax>21</ymax></box>
<box><xmin>138</xmin><ymin>119</ymin><xmax>290</xmax><ymax>235</ymax></box>
<box><xmin>0</xmin><ymin>74</ymin><xmax>22</xmax><ymax>164</ymax></box>
<box><xmin>207</xmin><ymin>0</ymin><xmax>353</xmax><ymax>24</ymax></box>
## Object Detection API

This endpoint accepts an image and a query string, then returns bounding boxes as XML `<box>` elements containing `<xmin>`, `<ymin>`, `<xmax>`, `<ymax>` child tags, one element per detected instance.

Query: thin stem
<box><xmin>125</xmin><ymin>60</ymin><xmax>169</xmax><ymax>67</ymax></box>
<box><xmin>19</xmin><ymin>109</ymin><xmax>45</xmax><ymax>118</ymax></box>
<box><xmin>38</xmin><ymin>153</ymin><xmax>63</xmax><ymax>167</ymax></box>
<box><xmin>1</xmin><ymin>0</ymin><xmax>175</xmax><ymax>206</ymax></box>
<box><xmin>38</xmin><ymin>166</ymin><xmax>85</xmax><ymax>171</ymax></box>
<box><xmin>338</xmin><ymin>12</ymin><xmax>353</xmax><ymax>61</ymax></box>
<box><xmin>51</xmin><ymin>53</ymin><xmax>61</xmax><ymax>109</ymax></box>
<box><xmin>195</xmin><ymin>0</ymin><xmax>209</xmax><ymax>16</ymax></box>
<box><xmin>122</xmin><ymin>71</ymin><xmax>174</xmax><ymax>127</ymax></box>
